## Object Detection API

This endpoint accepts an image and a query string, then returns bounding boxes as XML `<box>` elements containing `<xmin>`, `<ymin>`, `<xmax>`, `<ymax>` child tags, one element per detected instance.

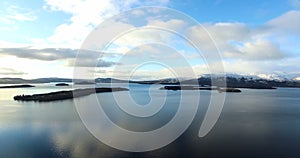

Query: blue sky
<box><xmin>171</xmin><ymin>0</ymin><xmax>292</xmax><ymax>24</ymax></box>
<box><xmin>0</xmin><ymin>0</ymin><xmax>299</xmax><ymax>80</ymax></box>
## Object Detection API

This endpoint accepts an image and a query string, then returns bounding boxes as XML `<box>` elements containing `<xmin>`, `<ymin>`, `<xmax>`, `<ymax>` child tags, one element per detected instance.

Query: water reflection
<box><xmin>0</xmin><ymin>85</ymin><xmax>300</xmax><ymax>157</ymax></box>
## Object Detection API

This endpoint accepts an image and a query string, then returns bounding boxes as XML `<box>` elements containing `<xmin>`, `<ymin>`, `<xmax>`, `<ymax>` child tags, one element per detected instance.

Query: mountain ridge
<box><xmin>0</xmin><ymin>75</ymin><xmax>299</xmax><ymax>88</ymax></box>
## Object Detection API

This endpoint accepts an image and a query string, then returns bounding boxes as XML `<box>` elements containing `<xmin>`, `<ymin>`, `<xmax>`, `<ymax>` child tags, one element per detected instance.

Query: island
<box><xmin>0</xmin><ymin>84</ymin><xmax>35</xmax><ymax>89</ymax></box>
<box><xmin>160</xmin><ymin>86</ymin><xmax>218</xmax><ymax>91</ymax></box>
<box><xmin>55</xmin><ymin>83</ymin><xmax>69</xmax><ymax>86</ymax></box>
<box><xmin>160</xmin><ymin>86</ymin><xmax>241</xmax><ymax>93</ymax></box>
<box><xmin>13</xmin><ymin>87</ymin><xmax>128</xmax><ymax>102</ymax></box>
<box><xmin>217</xmin><ymin>87</ymin><xmax>242</xmax><ymax>93</ymax></box>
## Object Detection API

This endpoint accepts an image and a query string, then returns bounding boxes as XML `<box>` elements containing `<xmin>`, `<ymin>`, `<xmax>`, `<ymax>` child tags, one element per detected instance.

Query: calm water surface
<box><xmin>0</xmin><ymin>83</ymin><xmax>299</xmax><ymax>158</ymax></box>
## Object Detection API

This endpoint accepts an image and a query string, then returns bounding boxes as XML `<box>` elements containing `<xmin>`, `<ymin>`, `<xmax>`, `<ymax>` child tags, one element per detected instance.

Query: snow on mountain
<box><xmin>256</xmin><ymin>72</ymin><xmax>300</xmax><ymax>81</ymax></box>
<box><xmin>294</xmin><ymin>77</ymin><xmax>300</xmax><ymax>81</ymax></box>
<box><xmin>199</xmin><ymin>72</ymin><xmax>300</xmax><ymax>81</ymax></box>
<box><xmin>256</xmin><ymin>74</ymin><xmax>287</xmax><ymax>81</ymax></box>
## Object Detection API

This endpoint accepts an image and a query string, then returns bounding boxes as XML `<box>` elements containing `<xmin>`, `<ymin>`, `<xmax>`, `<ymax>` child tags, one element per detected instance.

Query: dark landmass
<box><xmin>182</xmin><ymin>77</ymin><xmax>283</xmax><ymax>89</ymax></box>
<box><xmin>161</xmin><ymin>86</ymin><xmax>218</xmax><ymax>91</ymax></box>
<box><xmin>160</xmin><ymin>86</ymin><xmax>241</xmax><ymax>93</ymax></box>
<box><xmin>1</xmin><ymin>76</ymin><xmax>299</xmax><ymax>88</ymax></box>
<box><xmin>0</xmin><ymin>78</ymin><xmax>72</xmax><ymax>84</ymax></box>
<box><xmin>74</xmin><ymin>81</ymin><xmax>95</xmax><ymax>85</ymax></box>
<box><xmin>217</xmin><ymin>87</ymin><xmax>242</xmax><ymax>93</ymax></box>
<box><xmin>55</xmin><ymin>83</ymin><xmax>69</xmax><ymax>86</ymax></box>
<box><xmin>0</xmin><ymin>84</ymin><xmax>35</xmax><ymax>89</ymax></box>
<box><xmin>130</xmin><ymin>77</ymin><xmax>278</xmax><ymax>89</ymax></box>
<box><xmin>128</xmin><ymin>77</ymin><xmax>299</xmax><ymax>89</ymax></box>
<box><xmin>13</xmin><ymin>87</ymin><xmax>128</xmax><ymax>102</ymax></box>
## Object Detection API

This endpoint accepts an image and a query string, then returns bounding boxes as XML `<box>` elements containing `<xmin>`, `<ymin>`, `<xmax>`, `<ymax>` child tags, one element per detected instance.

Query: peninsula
<box><xmin>0</xmin><ymin>84</ymin><xmax>35</xmax><ymax>89</ymax></box>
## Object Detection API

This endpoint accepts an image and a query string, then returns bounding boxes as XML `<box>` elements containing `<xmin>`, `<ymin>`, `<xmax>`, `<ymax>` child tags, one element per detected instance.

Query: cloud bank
<box><xmin>0</xmin><ymin>1</ymin><xmax>299</xmax><ymax>79</ymax></box>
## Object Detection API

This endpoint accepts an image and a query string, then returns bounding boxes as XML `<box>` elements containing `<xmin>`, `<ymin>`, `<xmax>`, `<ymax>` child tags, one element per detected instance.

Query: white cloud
<box><xmin>67</xmin><ymin>58</ymin><xmax>117</xmax><ymax>67</ymax></box>
<box><xmin>267</xmin><ymin>10</ymin><xmax>300</xmax><ymax>35</ymax></box>
<box><xmin>187</xmin><ymin>22</ymin><xmax>251</xmax><ymax>53</ymax></box>
<box><xmin>0</xmin><ymin>48</ymin><xmax>76</xmax><ymax>61</ymax></box>
<box><xmin>224</xmin><ymin>39</ymin><xmax>285</xmax><ymax>60</ymax></box>
<box><xmin>0</xmin><ymin>5</ymin><xmax>37</xmax><ymax>24</ymax></box>
<box><xmin>5</xmin><ymin>12</ymin><xmax>36</xmax><ymax>21</ymax></box>
<box><xmin>0</xmin><ymin>67</ymin><xmax>27</xmax><ymax>75</ymax></box>
<box><xmin>44</xmin><ymin>0</ymin><xmax>118</xmax><ymax>47</ymax></box>
<box><xmin>0</xmin><ymin>40</ymin><xmax>29</xmax><ymax>48</ymax></box>
<box><xmin>1</xmin><ymin>3</ymin><xmax>299</xmax><ymax>79</ymax></box>
<box><xmin>221</xmin><ymin>57</ymin><xmax>300</xmax><ymax>75</ymax></box>
<box><xmin>42</xmin><ymin>0</ymin><xmax>170</xmax><ymax>48</ymax></box>
<box><xmin>186</xmin><ymin>11</ymin><xmax>300</xmax><ymax>61</ymax></box>
<box><xmin>205</xmin><ymin>22</ymin><xmax>251</xmax><ymax>44</ymax></box>
<box><xmin>147</xmin><ymin>19</ymin><xmax>187</xmax><ymax>31</ymax></box>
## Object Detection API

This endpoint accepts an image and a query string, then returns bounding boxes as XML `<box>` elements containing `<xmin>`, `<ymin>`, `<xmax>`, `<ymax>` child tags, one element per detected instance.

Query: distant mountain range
<box><xmin>199</xmin><ymin>73</ymin><xmax>300</xmax><ymax>81</ymax></box>
<box><xmin>0</xmin><ymin>78</ymin><xmax>72</xmax><ymax>84</ymax></box>
<box><xmin>0</xmin><ymin>74</ymin><xmax>299</xmax><ymax>88</ymax></box>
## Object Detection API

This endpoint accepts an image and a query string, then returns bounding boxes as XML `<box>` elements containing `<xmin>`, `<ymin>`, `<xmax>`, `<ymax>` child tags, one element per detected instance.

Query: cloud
<box><xmin>186</xmin><ymin>22</ymin><xmax>252</xmax><ymax>56</ymax></box>
<box><xmin>267</xmin><ymin>10</ymin><xmax>300</xmax><ymax>35</ymax></box>
<box><xmin>222</xmin><ymin>56</ymin><xmax>300</xmax><ymax>75</ymax></box>
<box><xmin>147</xmin><ymin>19</ymin><xmax>187</xmax><ymax>31</ymax></box>
<box><xmin>203</xmin><ymin>22</ymin><xmax>251</xmax><ymax>43</ymax></box>
<box><xmin>0</xmin><ymin>5</ymin><xmax>37</xmax><ymax>24</ymax></box>
<box><xmin>67</xmin><ymin>58</ymin><xmax>117</xmax><ymax>67</ymax></box>
<box><xmin>0</xmin><ymin>48</ymin><xmax>76</xmax><ymax>61</ymax></box>
<box><xmin>0</xmin><ymin>47</ymin><xmax>118</xmax><ymax>68</ymax></box>
<box><xmin>0</xmin><ymin>67</ymin><xmax>27</xmax><ymax>75</ymax></box>
<box><xmin>186</xmin><ymin>12</ymin><xmax>299</xmax><ymax>61</ymax></box>
<box><xmin>88</xmin><ymin>10</ymin><xmax>300</xmax><ymax>78</ymax></box>
<box><xmin>224</xmin><ymin>39</ymin><xmax>286</xmax><ymax>60</ymax></box>
<box><xmin>42</xmin><ymin>0</ymin><xmax>170</xmax><ymax>48</ymax></box>
<box><xmin>1</xmin><ymin>4</ymin><xmax>299</xmax><ymax>79</ymax></box>
<box><xmin>43</xmin><ymin>0</ymin><xmax>124</xmax><ymax>48</ymax></box>
<box><xmin>0</xmin><ymin>40</ymin><xmax>29</xmax><ymax>48</ymax></box>
<box><xmin>124</xmin><ymin>44</ymin><xmax>180</xmax><ymax>59</ymax></box>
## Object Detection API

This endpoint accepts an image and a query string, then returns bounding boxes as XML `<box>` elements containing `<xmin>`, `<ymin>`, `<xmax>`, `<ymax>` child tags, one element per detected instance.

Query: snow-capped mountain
<box><xmin>255</xmin><ymin>72</ymin><xmax>300</xmax><ymax>81</ymax></box>
<box><xmin>294</xmin><ymin>77</ymin><xmax>300</xmax><ymax>81</ymax></box>
<box><xmin>199</xmin><ymin>72</ymin><xmax>300</xmax><ymax>82</ymax></box>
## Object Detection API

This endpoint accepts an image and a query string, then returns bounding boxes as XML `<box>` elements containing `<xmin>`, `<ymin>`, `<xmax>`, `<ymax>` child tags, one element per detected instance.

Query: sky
<box><xmin>0</xmin><ymin>0</ymin><xmax>299</xmax><ymax>80</ymax></box>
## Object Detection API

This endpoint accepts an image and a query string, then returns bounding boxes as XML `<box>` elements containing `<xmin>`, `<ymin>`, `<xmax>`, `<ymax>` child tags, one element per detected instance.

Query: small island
<box><xmin>13</xmin><ymin>87</ymin><xmax>128</xmax><ymax>102</ymax></box>
<box><xmin>160</xmin><ymin>86</ymin><xmax>241</xmax><ymax>93</ymax></box>
<box><xmin>160</xmin><ymin>86</ymin><xmax>218</xmax><ymax>91</ymax></box>
<box><xmin>0</xmin><ymin>84</ymin><xmax>35</xmax><ymax>89</ymax></box>
<box><xmin>55</xmin><ymin>83</ymin><xmax>69</xmax><ymax>86</ymax></box>
<box><xmin>217</xmin><ymin>88</ymin><xmax>242</xmax><ymax>93</ymax></box>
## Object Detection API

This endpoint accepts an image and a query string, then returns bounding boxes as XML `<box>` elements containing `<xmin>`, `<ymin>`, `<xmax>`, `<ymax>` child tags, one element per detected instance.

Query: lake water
<box><xmin>0</xmin><ymin>83</ymin><xmax>300</xmax><ymax>158</ymax></box>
